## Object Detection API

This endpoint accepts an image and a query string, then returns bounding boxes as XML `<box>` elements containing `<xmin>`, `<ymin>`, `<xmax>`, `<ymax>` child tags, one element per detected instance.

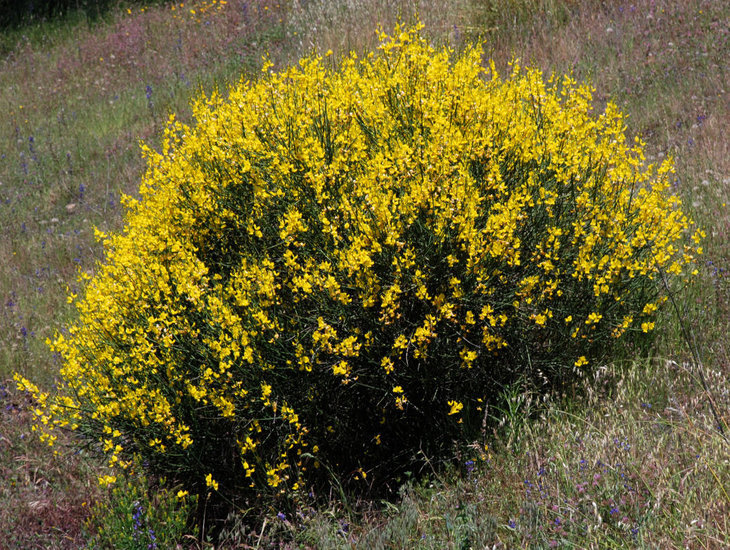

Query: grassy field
<box><xmin>0</xmin><ymin>0</ymin><xmax>728</xmax><ymax>547</ymax></box>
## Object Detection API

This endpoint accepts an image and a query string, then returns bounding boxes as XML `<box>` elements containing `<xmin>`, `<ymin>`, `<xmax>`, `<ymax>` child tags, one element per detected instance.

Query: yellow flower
<box><xmin>447</xmin><ymin>400</ymin><xmax>463</xmax><ymax>415</ymax></box>
<box><xmin>98</xmin><ymin>475</ymin><xmax>117</xmax><ymax>487</ymax></box>
<box><xmin>585</xmin><ymin>312</ymin><xmax>602</xmax><ymax>325</ymax></box>
<box><xmin>333</xmin><ymin>361</ymin><xmax>350</xmax><ymax>377</ymax></box>
<box><xmin>205</xmin><ymin>473</ymin><xmax>219</xmax><ymax>491</ymax></box>
<box><xmin>574</xmin><ymin>356</ymin><xmax>588</xmax><ymax>367</ymax></box>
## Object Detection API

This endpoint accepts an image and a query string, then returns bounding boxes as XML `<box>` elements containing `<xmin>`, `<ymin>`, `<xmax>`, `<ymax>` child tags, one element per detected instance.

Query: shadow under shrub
<box><xmin>16</xmin><ymin>23</ymin><xmax>701</xmax><ymax>536</ymax></box>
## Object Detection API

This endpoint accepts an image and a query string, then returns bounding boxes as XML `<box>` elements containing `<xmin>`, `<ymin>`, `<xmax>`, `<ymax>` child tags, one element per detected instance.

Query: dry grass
<box><xmin>0</xmin><ymin>382</ymin><xmax>101</xmax><ymax>549</ymax></box>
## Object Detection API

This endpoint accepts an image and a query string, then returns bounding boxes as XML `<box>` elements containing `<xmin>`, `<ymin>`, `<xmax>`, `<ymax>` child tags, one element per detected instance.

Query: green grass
<box><xmin>1</xmin><ymin>0</ymin><xmax>728</xmax><ymax>547</ymax></box>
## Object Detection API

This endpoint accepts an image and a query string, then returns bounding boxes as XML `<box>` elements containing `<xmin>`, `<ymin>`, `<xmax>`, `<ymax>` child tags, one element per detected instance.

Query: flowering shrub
<box><xmin>16</xmin><ymin>24</ymin><xmax>700</xmax><ymax>521</ymax></box>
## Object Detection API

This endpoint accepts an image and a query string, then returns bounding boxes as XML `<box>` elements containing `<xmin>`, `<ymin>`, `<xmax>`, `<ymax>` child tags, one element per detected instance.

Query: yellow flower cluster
<box><xmin>16</xmin><ymin>24</ymin><xmax>700</xmax><ymax>504</ymax></box>
<box><xmin>130</xmin><ymin>0</ymin><xmax>228</xmax><ymax>21</ymax></box>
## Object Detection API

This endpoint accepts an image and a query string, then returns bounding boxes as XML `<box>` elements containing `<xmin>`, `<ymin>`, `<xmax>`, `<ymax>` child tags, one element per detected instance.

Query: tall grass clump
<box><xmin>15</xmin><ymin>24</ymin><xmax>702</xmax><ymax>532</ymax></box>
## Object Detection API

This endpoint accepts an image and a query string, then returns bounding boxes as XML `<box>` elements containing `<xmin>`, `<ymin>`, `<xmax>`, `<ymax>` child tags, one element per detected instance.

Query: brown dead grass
<box><xmin>0</xmin><ymin>382</ymin><xmax>101</xmax><ymax>549</ymax></box>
